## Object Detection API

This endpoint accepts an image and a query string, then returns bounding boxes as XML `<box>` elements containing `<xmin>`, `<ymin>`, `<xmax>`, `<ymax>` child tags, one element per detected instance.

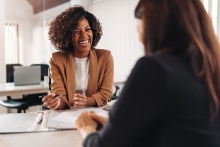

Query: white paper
<box><xmin>47</xmin><ymin>107</ymin><xmax>109</xmax><ymax>129</ymax></box>
<box><xmin>51</xmin><ymin>112</ymin><xmax>77</xmax><ymax>123</ymax></box>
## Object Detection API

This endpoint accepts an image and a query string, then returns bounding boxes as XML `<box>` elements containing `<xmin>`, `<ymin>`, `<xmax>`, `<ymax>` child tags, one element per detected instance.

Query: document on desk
<box><xmin>46</xmin><ymin>107</ymin><xmax>109</xmax><ymax>129</ymax></box>
<box><xmin>0</xmin><ymin>113</ymin><xmax>49</xmax><ymax>134</ymax></box>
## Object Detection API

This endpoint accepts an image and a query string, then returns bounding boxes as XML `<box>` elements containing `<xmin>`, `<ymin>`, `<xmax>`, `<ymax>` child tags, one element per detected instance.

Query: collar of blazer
<box><xmin>66</xmin><ymin>49</ymin><xmax>98</xmax><ymax>106</ymax></box>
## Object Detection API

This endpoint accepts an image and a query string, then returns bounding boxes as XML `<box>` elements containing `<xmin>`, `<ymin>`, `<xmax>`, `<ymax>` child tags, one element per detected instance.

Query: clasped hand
<box><xmin>76</xmin><ymin>111</ymin><xmax>108</xmax><ymax>139</ymax></box>
<box><xmin>73</xmin><ymin>93</ymin><xmax>87</xmax><ymax>107</ymax></box>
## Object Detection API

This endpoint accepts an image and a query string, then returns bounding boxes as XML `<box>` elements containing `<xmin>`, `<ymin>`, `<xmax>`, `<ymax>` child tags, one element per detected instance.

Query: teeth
<box><xmin>79</xmin><ymin>40</ymin><xmax>89</xmax><ymax>44</ymax></box>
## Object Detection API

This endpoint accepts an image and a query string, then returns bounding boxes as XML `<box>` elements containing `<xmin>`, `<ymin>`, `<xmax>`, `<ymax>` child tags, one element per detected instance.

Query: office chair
<box><xmin>0</xmin><ymin>64</ymin><xmax>30</xmax><ymax>113</ymax></box>
<box><xmin>111</xmin><ymin>85</ymin><xmax>120</xmax><ymax>100</ymax></box>
<box><xmin>6</xmin><ymin>64</ymin><xmax>22</xmax><ymax>82</ymax></box>
<box><xmin>30</xmin><ymin>64</ymin><xmax>49</xmax><ymax>81</ymax></box>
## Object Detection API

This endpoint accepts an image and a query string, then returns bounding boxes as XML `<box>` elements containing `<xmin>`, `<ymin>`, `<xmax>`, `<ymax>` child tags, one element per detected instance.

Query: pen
<box><xmin>39</xmin><ymin>94</ymin><xmax>63</xmax><ymax>99</ymax></box>
<box><xmin>35</xmin><ymin>110</ymin><xmax>44</xmax><ymax>124</ymax></box>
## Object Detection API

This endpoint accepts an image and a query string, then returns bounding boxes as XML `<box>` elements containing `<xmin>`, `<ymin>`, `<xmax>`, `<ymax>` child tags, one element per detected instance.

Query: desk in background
<box><xmin>0</xmin><ymin>82</ymin><xmax>49</xmax><ymax>113</ymax></box>
<box><xmin>0</xmin><ymin>82</ymin><xmax>48</xmax><ymax>97</ymax></box>
<box><xmin>0</xmin><ymin>77</ymin><xmax>126</xmax><ymax>98</ymax></box>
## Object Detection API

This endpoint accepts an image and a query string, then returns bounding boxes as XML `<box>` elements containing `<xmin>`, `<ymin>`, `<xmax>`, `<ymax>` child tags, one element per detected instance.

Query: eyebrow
<box><xmin>75</xmin><ymin>26</ymin><xmax>90</xmax><ymax>30</ymax></box>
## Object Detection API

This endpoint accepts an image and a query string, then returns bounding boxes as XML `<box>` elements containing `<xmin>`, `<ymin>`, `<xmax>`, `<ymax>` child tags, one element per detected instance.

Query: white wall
<box><xmin>31</xmin><ymin>2</ymin><xmax>71</xmax><ymax>65</ymax></box>
<box><xmin>0</xmin><ymin>0</ymin><xmax>6</xmax><ymax>83</ymax></box>
<box><xmin>89</xmin><ymin>0</ymin><xmax>144</xmax><ymax>79</ymax></box>
<box><xmin>5</xmin><ymin>0</ymin><xmax>34</xmax><ymax>66</ymax></box>
<box><xmin>201</xmin><ymin>0</ymin><xmax>220</xmax><ymax>41</ymax></box>
<box><xmin>217</xmin><ymin>0</ymin><xmax>220</xmax><ymax>41</ymax></box>
<box><xmin>71</xmin><ymin>0</ymin><xmax>92</xmax><ymax>10</ymax></box>
<box><xmin>0</xmin><ymin>0</ymin><xmax>6</xmax><ymax>113</ymax></box>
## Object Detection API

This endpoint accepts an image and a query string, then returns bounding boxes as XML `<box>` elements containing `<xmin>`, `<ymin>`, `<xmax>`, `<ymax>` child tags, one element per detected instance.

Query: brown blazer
<box><xmin>49</xmin><ymin>49</ymin><xmax>114</xmax><ymax>108</ymax></box>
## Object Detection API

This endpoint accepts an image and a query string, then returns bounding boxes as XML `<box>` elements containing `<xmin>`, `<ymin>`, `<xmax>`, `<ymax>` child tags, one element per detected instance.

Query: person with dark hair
<box><xmin>75</xmin><ymin>0</ymin><xmax>220</xmax><ymax>146</ymax></box>
<box><xmin>42</xmin><ymin>6</ymin><xmax>114</xmax><ymax>110</ymax></box>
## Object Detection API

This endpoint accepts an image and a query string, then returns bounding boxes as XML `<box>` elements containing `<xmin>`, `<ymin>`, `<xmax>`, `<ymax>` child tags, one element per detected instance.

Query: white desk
<box><xmin>0</xmin><ymin>100</ymin><xmax>117</xmax><ymax>147</ymax></box>
<box><xmin>1</xmin><ymin>130</ymin><xmax>82</xmax><ymax>147</ymax></box>
<box><xmin>0</xmin><ymin>77</ymin><xmax>125</xmax><ymax>97</ymax></box>
<box><xmin>0</xmin><ymin>78</ymin><xmax>125</xmax><ymax>98</ymax></box>
<box><xmin>0</xmin><ymin>112</ymin><xmax>82</xmax><ymax>147</ymax></box>
<box><xmin>0</xmin><ymin>82</ymin><xmax>49</xmax><ymax>97</ymax></box>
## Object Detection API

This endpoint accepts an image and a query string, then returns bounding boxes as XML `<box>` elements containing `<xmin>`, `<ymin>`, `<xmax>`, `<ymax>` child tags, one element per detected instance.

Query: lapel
<box><xmin>66</xmin><ymin>52</ymin><xmax>75</xmax><ymax>106</ymax></box>
<box><xmin>87</xmin><ymin>49</ymin><xmax>98</xmax><ymax>96</ymax></box>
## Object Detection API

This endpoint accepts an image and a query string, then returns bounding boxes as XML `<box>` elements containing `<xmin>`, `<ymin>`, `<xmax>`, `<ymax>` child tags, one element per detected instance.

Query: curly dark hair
<box><xmin>48</xmin><ymin>5</ymin><xmax>103</xmax><ymax>52</ymax></box>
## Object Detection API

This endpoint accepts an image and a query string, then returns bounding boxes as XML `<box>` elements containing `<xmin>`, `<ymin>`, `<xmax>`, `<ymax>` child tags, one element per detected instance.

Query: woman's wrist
<box><xmin>57</xmin><ymin>98</ymin><xmax>67</xmax><ymax>110</ymax></box>
<box><xmin>79</xmin><ymin>126</ymin><xmax>97</xmax><ymax>139</ymax></box>
<box><xmin>85</xmin><ymin>97</ymin><xmax>97</xmax><ymax>107</ymax></box>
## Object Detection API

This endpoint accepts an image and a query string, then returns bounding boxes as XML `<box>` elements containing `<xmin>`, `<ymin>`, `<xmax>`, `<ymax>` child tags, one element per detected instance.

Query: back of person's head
<box><xmin>135</xmin><ymin>0</ymin><xmax>220</xmax><ymax>118</ymax></box>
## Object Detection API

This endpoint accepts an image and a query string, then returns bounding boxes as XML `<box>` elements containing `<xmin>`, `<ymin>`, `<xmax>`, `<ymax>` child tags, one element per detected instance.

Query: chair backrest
<box><xmin>31</xmin><ymin>64</ymin><xmax>49</xmax><ymax>81</ymax></box>
<box><xmin>6</xmin><ymin>64</ymin><xmax>22</xmax><ymax>82</ymax></box>
<box><xmin>48</xmin><ymin>67</ymin><xmax>51</xmax><ymax>91</ymax></box>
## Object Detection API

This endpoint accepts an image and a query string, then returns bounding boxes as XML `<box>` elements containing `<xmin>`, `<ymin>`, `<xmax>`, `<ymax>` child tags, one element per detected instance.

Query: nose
<box><xmin>80</xmin><ymin>30</ymin><xmax>87</xmax><ymax>37</ymax></box>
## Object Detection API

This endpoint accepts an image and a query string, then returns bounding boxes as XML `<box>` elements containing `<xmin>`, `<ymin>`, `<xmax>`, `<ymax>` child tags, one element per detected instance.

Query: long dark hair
<box><xmin>135</xmin><ymin>0</ymin><xmax>220</xmax><ymax>117</ymax></box>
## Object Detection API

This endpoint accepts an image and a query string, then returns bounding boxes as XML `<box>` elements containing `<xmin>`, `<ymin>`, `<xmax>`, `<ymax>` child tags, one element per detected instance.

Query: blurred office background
<box><xmin>0</xmin><ymin>0</ymin><xmax>219</xmax><ymax>113</ymax></box>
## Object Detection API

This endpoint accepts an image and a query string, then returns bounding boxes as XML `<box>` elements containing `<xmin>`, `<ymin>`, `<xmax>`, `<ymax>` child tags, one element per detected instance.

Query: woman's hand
<box><xmin>42</xmin><ymin>92</ymin><xmax>61</xmax><ymax>110</ymax></box>
<box><xmin>73</xmin><ymin>93</ymin><xmax>87</xmax><ymax>108</ymax></box>
<box><xmin>76</xmin><ymin>111</ymin><xmax>97</xmax><ymax>139</ymax></box>
<box><xmin>90</xmin><ymin>110</ymin><xmax>108</xmax><ymax>126</ymax></box>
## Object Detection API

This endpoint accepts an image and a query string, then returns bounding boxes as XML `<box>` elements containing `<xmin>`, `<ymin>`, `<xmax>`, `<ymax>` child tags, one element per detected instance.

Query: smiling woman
<box><xmin>42</xmin><ymin>5</ymin><xmax>114</xmax><ymax>110</ymax></box>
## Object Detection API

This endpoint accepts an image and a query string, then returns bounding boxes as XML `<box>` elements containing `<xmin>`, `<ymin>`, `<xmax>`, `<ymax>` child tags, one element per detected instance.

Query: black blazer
<box><xmin>83</xmin><ymin>54</ymin><xmax>220</xmax><ymax>147</ymax></box>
